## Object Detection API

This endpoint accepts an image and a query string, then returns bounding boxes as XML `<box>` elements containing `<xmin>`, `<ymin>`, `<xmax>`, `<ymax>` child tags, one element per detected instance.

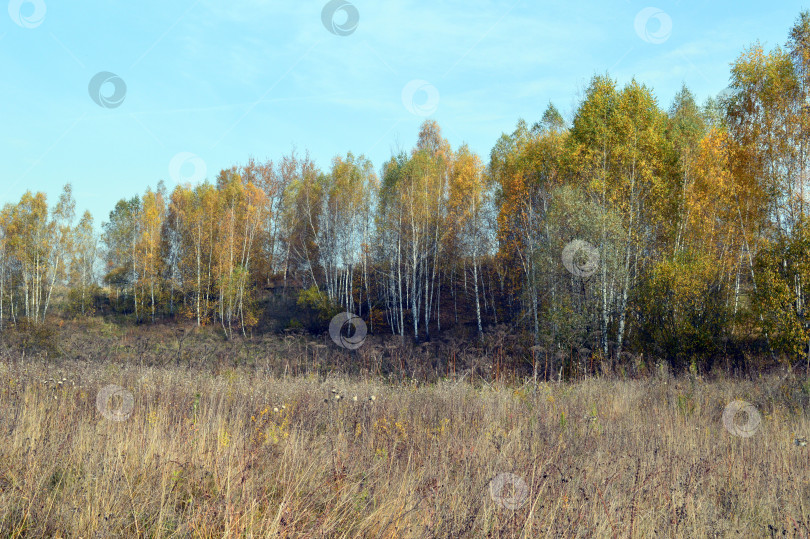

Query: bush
<box><xmin>66</xmin><ymin>284</ymin><xmax>104</xmax><ymax>317</ymax></box>
<box><xmin>751</xmin><ymin>229</ymin><xmax>810</xmax><ymax>366</ymax></box>
<box><xmin>1</xmin><ymin>319</ymin><xmax>61</xmax><ymax>358</ymax></box>
<box><xmin>632</xmin><ymin>251</ymin><xmax>731</xmax><ymax>373</ymax></box>
<box><xmin>296</xmin><ymin>286</ymin><xmax>341</xmax><ymax>331</ymax></box>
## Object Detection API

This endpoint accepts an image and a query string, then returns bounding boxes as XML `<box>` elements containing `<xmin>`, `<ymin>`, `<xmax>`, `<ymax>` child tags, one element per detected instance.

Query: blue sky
<box><xmin>1</xmin><ymin>0</ymin><xmax>807</xmax><ymax>225</ymax></box>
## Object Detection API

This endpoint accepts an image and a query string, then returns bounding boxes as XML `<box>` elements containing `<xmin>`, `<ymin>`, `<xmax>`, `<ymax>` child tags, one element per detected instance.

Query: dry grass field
<box><xmin>0</xmin><ymin>322</ymin><xmax>805</xmax><ymax>537</ymax></box>
<box><xmin>0</xmin><ymin>342</ymin><xmax>809</xmax><ymax>538</ymax></box>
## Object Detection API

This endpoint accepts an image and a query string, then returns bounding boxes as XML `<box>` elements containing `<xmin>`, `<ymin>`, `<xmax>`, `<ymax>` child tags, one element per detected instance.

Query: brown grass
<box><xmin>0</xmin><ymin>349</ymin><xmax>808</xmax><ymax>537</ymax></box>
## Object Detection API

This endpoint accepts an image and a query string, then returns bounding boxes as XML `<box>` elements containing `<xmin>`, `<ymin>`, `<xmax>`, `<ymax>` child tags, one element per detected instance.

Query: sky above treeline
<box><xmin>1</xmin><ymin>0</ymin><xmax>806</xmax><ymax>226</ymax></box>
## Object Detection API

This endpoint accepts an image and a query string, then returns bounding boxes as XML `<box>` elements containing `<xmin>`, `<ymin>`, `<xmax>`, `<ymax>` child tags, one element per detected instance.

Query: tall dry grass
<box><xmin>0</xmin><ymin>350</ymin><xmax>807</xmax><ymax>538</ymax></box>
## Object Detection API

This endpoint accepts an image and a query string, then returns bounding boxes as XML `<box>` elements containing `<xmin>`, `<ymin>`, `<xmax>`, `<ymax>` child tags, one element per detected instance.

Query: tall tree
<box><xmin>102</xmin><ymin>197</ymin><xmax>141</xmax><ymax>316</ymax></box>
<box><xmin>70</xmin><ymin>210</ymin><xmax>98</xmax><ymax>315</ymax></box>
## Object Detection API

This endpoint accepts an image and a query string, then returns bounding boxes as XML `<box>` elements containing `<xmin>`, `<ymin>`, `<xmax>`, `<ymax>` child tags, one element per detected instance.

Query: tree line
<box><xmin>4</xmin><ymin>12</ymin><xmax>810</xmax><ymax>372</ymax></box>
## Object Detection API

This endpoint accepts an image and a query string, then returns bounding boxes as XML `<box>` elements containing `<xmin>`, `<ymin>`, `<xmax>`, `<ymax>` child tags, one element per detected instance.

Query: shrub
<box><xmin>296</xmin><ymin>285</ymin><xmax>341</xmax><ymax>331</ymax></box>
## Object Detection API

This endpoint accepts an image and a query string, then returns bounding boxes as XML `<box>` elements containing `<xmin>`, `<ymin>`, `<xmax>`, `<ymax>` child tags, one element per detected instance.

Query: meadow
<box><xmin>0</xmin><ymin>321</ymin><xmax>807</xmax><ymax>537</ymax></box>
